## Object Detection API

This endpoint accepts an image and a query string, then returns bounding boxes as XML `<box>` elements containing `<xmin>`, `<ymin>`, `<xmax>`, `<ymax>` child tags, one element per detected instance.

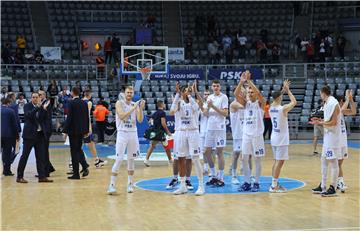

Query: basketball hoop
<box><xmin>140</xmin><ymin>67</ymin><xmax>152</xmax><ymax>80</ymax></box>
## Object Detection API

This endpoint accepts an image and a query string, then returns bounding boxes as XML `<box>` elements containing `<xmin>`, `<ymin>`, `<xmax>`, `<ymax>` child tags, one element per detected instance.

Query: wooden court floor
<box><xmin>1</xmin><ymin>142</ymin><xmax>359</xmax><ymax>230</ymax></box>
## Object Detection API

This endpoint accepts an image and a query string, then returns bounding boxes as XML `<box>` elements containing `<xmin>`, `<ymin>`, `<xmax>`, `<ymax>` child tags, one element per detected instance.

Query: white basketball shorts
<box><xmin>233</xmin><ymin>139</ymin><xmax>242</xmax><ymax>152</ymax></box>
<box><xmin>242</xmin><ymin>135</ymin><xmax>265</xmax><ymax>157</ymax></box>
<box><xmin>271</xmin><ymin>145</ymin><xmax>289</xmax><ymax>160</ymax></box>
<box><xmin>177</xmin><ymin>130</ymin><xmax>201</xmax><ymax>158</ymax></box>
<box><xmin>116</xmin><ymin>131</ymin><xmax>140</xmax><ymax>160</ymax></box>
<box><xmin>204</xmin><ymin>130</ymin><xmax>226</xmax><ymax>148</ymax></box>
<box><xmin>322</xmin><ymin>145</ymin><xmax>342</xmax><ymax>160</ymax></box>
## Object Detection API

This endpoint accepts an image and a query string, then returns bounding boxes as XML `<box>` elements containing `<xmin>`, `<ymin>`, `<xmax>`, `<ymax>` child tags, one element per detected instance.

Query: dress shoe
<box><xmin>3</xmin><ymin>172</ymin><xmax>14</xmax><ymax>176</ymax></box>
<box><xmin>49</xmin><ymin>167</ymin><xmax>56</xmax><ymax>173</ymax></box>
<box><xmin>35</xmin><ymin>174</ymin><xmax>50</xmax><ymax>178</ymax></box>
<box><xmin>82</xmin><ymin>168</ymin><xmax>89</xmax><ymax>177</ymax></box>
<box><xmin>38</xmin><ymin>177</ymin><xmax>53</xmax><ymax>183</ymax></box>
<box><xmin>67</xmin><ymin>175</ymin><xmax>80</xmax><ymax>180</ymax></box>
<box><xmin>16</xmin><ymin>178</ymin><xmax>28</xmax><ymax>183</ymax></box>
<box><xmin>67</xmin><ymin>171</ymin><xmax>74</xmax><ymax>175</ymax></box>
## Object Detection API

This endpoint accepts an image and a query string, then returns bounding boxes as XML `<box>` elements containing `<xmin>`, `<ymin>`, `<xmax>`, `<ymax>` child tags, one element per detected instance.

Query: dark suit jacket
<box><xmin>9</xmin><ymin>102</ymin><xmax>21</xmax><ymax>132</ymax></box>
<box><xmin>22</xmin><ymin>103</ymin><xmax>48</xmax><ymax>140</ymax></box>
<box><xmin>1</xmin><ymin>105</ymin><xmax>19</xmax><ymax>138</ymax></box>
<box><xmin>41</xmin><ymin>99</ymin><xmax>53</xmax><ymax>138</ymax></box>
<box><xmin>63</xmin><ymin>97</ymin><xmax>89</xmax><ymax>135</ymax></box>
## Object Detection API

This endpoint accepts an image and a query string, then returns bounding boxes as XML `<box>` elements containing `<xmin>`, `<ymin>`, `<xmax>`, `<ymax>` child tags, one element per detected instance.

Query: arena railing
<box><xmin>1</xmin><ymin>62</ymin><xmax>359</xmax><ymax>82</ymax></box>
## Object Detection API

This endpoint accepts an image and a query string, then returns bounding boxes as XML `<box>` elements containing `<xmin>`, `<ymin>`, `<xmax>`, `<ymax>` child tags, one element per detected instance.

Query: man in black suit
<box><xmin>38</xmin><ymin>90</ymin><xmax>56</xmax><ymax>176</ymax></box>
<box><xmin>16</xmin><ymin>92</ymin><xmax>53</xmax><ymax>183</ymax></box>
<box><xmin>1</xmin><ymin>98</ymin><xmax>20</xmax><ymax>176</ymax></box>
<box><xmin>63</xmin><ymin>87</ymin><xmax>90</xmax><ymax>179</ymax></box>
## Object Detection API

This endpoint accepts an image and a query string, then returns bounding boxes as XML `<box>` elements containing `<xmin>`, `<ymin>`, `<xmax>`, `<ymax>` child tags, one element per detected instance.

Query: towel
<box><xmin>323</xmin><ymin>96</ymin><xmax>338</xmax><ymax>122</ymax></box>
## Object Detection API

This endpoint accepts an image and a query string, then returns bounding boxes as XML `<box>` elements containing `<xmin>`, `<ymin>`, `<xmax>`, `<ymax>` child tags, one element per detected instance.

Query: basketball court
<box><xmin>2</xmin><ymin>141</ymin><xmax>359</xmax><ymax>230</ymax></box>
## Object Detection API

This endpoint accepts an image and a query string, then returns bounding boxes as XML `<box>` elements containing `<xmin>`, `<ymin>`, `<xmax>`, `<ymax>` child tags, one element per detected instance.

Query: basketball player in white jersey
<box><xmin>336</xmin><ymin>90</ymin><xmax>356</xmax><ymax>192</ymax></box>
<box><xmin>269</xmin><ymin>80</ymin><xmax>297</xmax><ymax>193</ymax></box>
<box><xmin>172</xmin><ymin>82</ymin><xmax>204</xmax><ymax>195</ymax></box>
<box><xmin>82</xmin><ymin>90</ymin><xmax>107</xmax><ymax>168</ymax></box>
<box><xmin>204</xmin><ymin>79</ymin><xmax>228</xmax><ymax>187</ymax></box>
<box><xmin>310</xmin><ymin>86</ymin><xmax>341</xmax><ymax>197</ymax></box>
<box><xmin>235</xmin><ymin>71</ymin><xmax>265</xmax><ymax>192</ymax></box>
<box><xmin>199</xmin><ymin>89</ymin><xmax>210</xmax><ymax>174</ymax></box>
<box><xmin>229</xmin><ymin>98</ymin><xmax>245</xmax><ymax>185</ymax></box>
<box><xmin>107</xmin><ymin>86</ymin><xmax>145</xmax><ymax>194</ymax></box>
<box><xmin>166</xmin><ymin>83</ymin><xmax>194</xmax><ymax>190</ymax></box>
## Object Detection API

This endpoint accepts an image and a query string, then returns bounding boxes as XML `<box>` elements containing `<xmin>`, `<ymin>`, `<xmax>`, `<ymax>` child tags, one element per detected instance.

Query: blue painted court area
<box><xmin>135</xmin><ymin>176</ymin><xmax>305</xmax><ymax>194</ymax></box>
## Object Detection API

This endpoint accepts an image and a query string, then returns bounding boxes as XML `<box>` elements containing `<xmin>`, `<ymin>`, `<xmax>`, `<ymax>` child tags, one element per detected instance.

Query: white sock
<box><xmin>193</xmin><ymin>157</ymin><xmax>203</xmax><ymax>186</ymax></box>
<box><xmin>338</xmin><ymin>176</ymin><xmax>343</xmax><ymax>183</ymax></box>
<box><xmin>330</xmin><ymin>160</ymin><xmax>339</xmax><ymax>187</ymax></box>
<box><xmin>218</xmin><ymin>170</ymin><xmax>224</xmax><ymax>181</ymax></box>
<box><xmin>242</xmin><ymin>155</ymin><xmax>251</xmax><ymax>183</ymax></box>
<box><xmin>231</xmin><ymin>168</ymin><xmax>237</xmax><ymax>177</ymax></box>
<box><xmin>128</xmin><ymin>175</ymin><xmax>133</xmax><ymax>184</ymax></box>
<box><xmin>255</xmin><ymin>157</ymin><xmax>262</xmax><ymax>183</ymax></box>
<box><xmin>180</xmin><ymin>177</ymin><xmax>186</xmax><ymax>187</ymax></box>
<box><xmin>204</xmin><ymin>163</ymin><xmax>209</xmax><ymax>171</ymax></box>
<box><xmin>110</xmin><ymin>175</ymin><xmax>117</xmax><ymax>187</ymax></box>
<box><xmin>186</xmin><ymin>176</ymin><xmax>191</xmax><ymax>181</ymax></box>
<box><xmin>271</xmin><ymin>178</ymin><xmax>278</xmax><ymax>188</ymax></box>
<box><xmin>321</xmin><ymin>157</ymin><xmax>328</xmax><ymax>189</ymax></box>
<box><xmin>210</xmin><ymin>167</ymin><xmax>216</xmax><ymax>177</ymax></box>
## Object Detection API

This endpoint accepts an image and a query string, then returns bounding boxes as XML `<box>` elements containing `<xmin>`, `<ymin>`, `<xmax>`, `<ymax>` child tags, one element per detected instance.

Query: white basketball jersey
<box><xmin>116</xmin><ymin>101</ymin><xmax>137</xmax><ymax>132</ymax></box>
<box><xmin>178</xmin><ymin>100</ymin><xmax>198</xmax><ymax>130</ymax></box>
<box><xmin>243</xmin><ymin>100</ymin><xmax>264</xmax><ymax>138</ymax></box>
<box><xmin>174</xmin><ymin>110</ymin><xmax>181</xmax><ymax>131</ymax></box>
<box><xmin>230</xmin><ymin>108</ymin><xmax>244</xmax><ymax>139</ymax></box>
<box><xmin>340</xmin><ymin>113</ymin><xmax>347</xmax><ymax>147</ymax></box>
<box><xmin>207</xmin><ymin>93</ymin><xmax>228</xmax><ymax>131</ymax></box>
<box><xmin>199</xmin><ymin>102</ymin><xmax>208</xmax><ymax>135</ymax></box>
<box><xmin>323</xmin><ymin>105</ymin><xmax>342</xmax><ymax>148</ymax></box>
<box><xmin>269</xmin><ymin>105</ymin><xmax>289</xmax><ymax>146</ymax></box>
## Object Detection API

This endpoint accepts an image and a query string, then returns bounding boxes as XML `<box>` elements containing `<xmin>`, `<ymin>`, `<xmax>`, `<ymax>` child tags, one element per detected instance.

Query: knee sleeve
<box><xmin>255</xmin><ymin>157</ymin><xmax>262</xmax><ymax>182</ymax></box>
<box><xmin>112</xmin><ymin>153</ymin><xmax>124</xmax><ymax>173</ymax></box>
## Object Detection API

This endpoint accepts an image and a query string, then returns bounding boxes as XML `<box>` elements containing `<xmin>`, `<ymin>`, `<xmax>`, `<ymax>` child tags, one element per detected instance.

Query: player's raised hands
<box><xmin>175</xmin><ymin>82</ymin><xmax>180</xmax><ymax>93</ymax></box>
<box><xmin>346</xmin><ymin>89</ymin><xmax>353</xmax><ymax>101</ymax></box>
<box><xmin>192</xmin><ymin>81</ymin><xmax>198</xmax><ymax>93</ymax></box>
<box><xmin>282</xmin><ymin>79</ymin><xmax>291</xmax><ymax>93</ymax></box>
<box><xmin>245</xmin><ymin>70</ymin><xmax>251</xmax><ymax>80</ymax></box>
<box><xmin>139</xmin><ymin>99</ymin><xmax>146</xmax><ymax>110</ymax></box>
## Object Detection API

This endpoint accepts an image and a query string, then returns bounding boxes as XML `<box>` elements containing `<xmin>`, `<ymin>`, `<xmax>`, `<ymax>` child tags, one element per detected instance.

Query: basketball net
<box><xmin>139</xmin><ymin>67</ymin><xmax>152</xmax><ymax>80</ymax></box>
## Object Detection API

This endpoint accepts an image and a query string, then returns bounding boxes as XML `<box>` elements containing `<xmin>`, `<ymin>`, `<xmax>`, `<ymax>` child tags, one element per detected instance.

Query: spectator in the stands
<box><xmin>104</xmin><ymin>37</ymin><xmax>112</xmax><ymax>64</ymax></box>
<box><xmin>1</xmin><ymin>86</ymin><xmax>8</xmax><ymax>99</ymax></box>
<box><xmin>146</xmin><ymin>15</ymin><xmax>156</xmax><ymax>28</ymax></box>
<box><xmin>272</xmin><ymin>43</ymin><xmax>281</xmax><ymax>63</ymax></box>
<box><xmin>313</xmin><ymin>32</ymin><xmax>322</xmax><ymax>60</ymax></box>
<box><xmin>325</xmin><ymin>33</ymin><xmax>334</xmax><ymax>57</ymax></box>
<box><xmin>111</xmin><ymin>33</ymin><xmax>121</xmax><ymax>63</ymax></box>
<box><xmin>47</xmin><ymin>80</ymin><xmax>59</xmax><ymax>106</ymax></box>
<box><xmin>260</xmin><ymin>29</ymin><xmax>268</xmax><ymax>44</ymax></box>
<box><xmin>16</xmin><ymin>35</ymin><xmax>26</xmax><ymax>55</ymax></box>
<box><xmin>257</xmin><ymin>39</ymin><xmax>267</xmax><ymax>63</ymax></box>
<box><xmin>34</xmin><ymin>50</ymin><xmax>44</xmax><ymax>64</ymax></box>
<box><xmin>319</xmin><ymin>39</ymin><xmax>326</xmax><ymax>62</ymax></box>
<box><xmin>236</xmin><ymin>29</ymin><xmax>247</xmax><ymax>59</ymax></box>
<box><xmin>1</xmin><ymin>43</ymin><xmax>12</xmax><ymax>64</ymax></box>
<box><xmin>15</xmin><ymin>50</ymin><xmax>24</xmax><ymax>64</ymax></box>
<box><xmin>75</xmin><ymin>81</ymin><xmax>82</xmax><ymax>94</ymax></box>
<box><xmin>222</xmin><ymin>30</ymin><xmax>233</xmax><ymax>64</ymax></box>
<box><xmin>185</xmin><ymin>34</ymin><xmax>193</xmax><ymax>61</ymax></box>
<box><xmin>300</xmin><ymin>37</ymin><xmax>309</xmax><ymax>62</ymax></box>
<box><xmin>96</xmin><ymin>55</ymin><xmax>106</xmax><ymax>77</ymax></box>
<box><xmin>337</xmin><ymin>33</ymin><xmax>346</xmax><ymax>60</ymax></box>
<box><xmin>207</xmin><ymin>36</ymin><xmax>220</xmax><ymax>64</ymax></box>
<box><xmin>306</xmin><ymin>41</ymin><xmax>315</xmax><ymax>62</ymax></box>
<box><xmin>294</xmin><ymin>33</ymin><xmax>302</xmax><ymax>59</ymax></box>
<box><xmin>58</xmin><ymin>86</ymin><xmax>71</xmax><ymax>116</ymax></box>
<box><xmin>16</xmin><ymin>93</ymin><xmax>27</xmax><ymax>122</ymax></box>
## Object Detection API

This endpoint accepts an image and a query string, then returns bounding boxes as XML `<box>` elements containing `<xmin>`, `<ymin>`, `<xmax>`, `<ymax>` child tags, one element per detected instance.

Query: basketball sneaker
<box><xmin>206</xmin><ymin>176</ymin><xmax>218</xmax><ymax>186</ymax></box>
<box><xmin>252</xmin><ymin>182</ymin><xmax>260</xmax><ymax>192</ymax></box>
<box><xmin>143</xmin><ymin>159</ymin><xmax>150</xmax><ymax>167</ymax></box>
<box><xmin>312</xmin><ymin>183</ymin><xmax>325</xmax><ymax>194</ymax></box>
<box><xmin>238</xmin><ymin>182</ymin><xmax>252</xmax><ymax>192</ymax></box>
<box><xmin>321</xmin><ymin>185</ymin><xmax>337</xmax><ymax>197</ymax></box>
<box><xmin>186</xmin><ymin>180</ymin><xmax>194</xmax><ymax>190</ymax></box>
<box><xmin>127</xmin><ymin>183</ymin><xmax>134</xmax><ymax>193</ymax></box>
<box><xmin>250</xmin><ymin>176</ymin><xmax>256</xmax><ymax>185</ymax></box>
<box><xmin>107</xmin><ymin>185</ymin><xmax>117</xmax><ymax>195</ymax></box>
<box><xmin>166</xmin><ymin>178</ymin><xmax>179</xmax><ymax>189</ymax></box>
<box><xmin>337</xmin><ymin>180</ymin><xmax>347</xmax><ymax>193</ymax></box>
<box><xmin>195</xmin><ymin>184</ymin><xmax>205</xmax><ymax>196</ymax></box>
<box><xmin>269</xmin><ymin>184</ymin><xmax>287</xmax><ymax>193</ymax></box>
<box><xmin>173</xmin><ymin>185</ymin><xmax>187</xmax><ymax>195</ymax></box>
<box><xmin>231</xmin><ymin>176</ymin><xmax>240</xmax><ymax>185</ymax></box>
<box><xmin>215</xmin><ymin>179</ymin><xmax>225</xmax><ymax>187</ymax></box>
<box><xmin>95</xmin><ymin>159</ymin><xmax>107</xmax><ymax>168</ymax></box>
